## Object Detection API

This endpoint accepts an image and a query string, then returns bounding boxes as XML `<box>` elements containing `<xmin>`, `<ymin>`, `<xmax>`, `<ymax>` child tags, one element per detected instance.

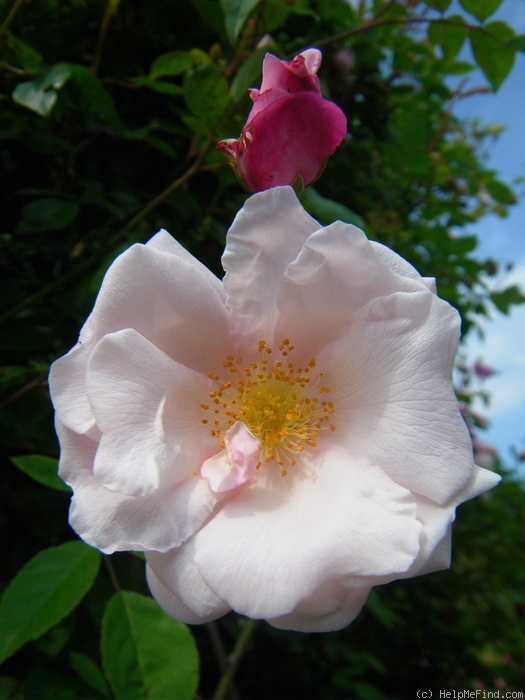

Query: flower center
<box><xmin>201</xmin><ymin>340</ymin><xmax>335</xmax><ymax>476</ymax></box>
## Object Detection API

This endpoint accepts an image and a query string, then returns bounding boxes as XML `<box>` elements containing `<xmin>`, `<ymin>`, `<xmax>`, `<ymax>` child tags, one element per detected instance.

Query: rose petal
<box><xmin>146</xmin><ymin>540</ymin><xmax>230</xmax><ymax>624</ymax></box>
<box><xmin>222</xmin><ymin>187</ymin><xmax>321</xmax><ymax>346</ymax></box>
<box><xmin>455</xmin><ymin>462</ymin><xmax>501</xmax><ymax>502</ymax></box>
<box><xmin>56</xmin><ymin>420</ymin><xmax>220</xmax><ymax>554</ymax></box>
<box><xmin>370</xmin><ymin>241</ymin><xmax>437</xmax><ymax>293</ymax></box>
<box><xmin>323</xmin><ymin>290</ymin><xmax>472</xmax><ymax>504</ymax></box>
<box><xmin>193</xmin><ymin>445</ymin><xmax>420</xmax><ymax>619</ymax></box>
<box><xmin>275</xmin><ymin>219</ymin><xmax>428</xmax><ymax>358</ymax></box>
<box><xmin>268</xmin><ymin>582</ymin><xmax>370</xmax><ymax>632</ymax></box>
<box><xmin>49</xmin><ymin>232</ymin><xmax>229</xmax><ymax>436</ymax></box>
<box><xmin>87</xmin><ymin>328</ymin><xmax>212</xmax><ymax>496</ymax></box>
<box><xmin>49</xmin><ymin>343</ymin><xmax>99</xmax><ymax>437</ymax></box>
<box><xmin>85</xmin><ymin>232</ymin><xmax>230</xmax><ymax>374</ymax></box>
<box><xmin>201</xmin><ymin>421</ymin><xmax>260</xmax><ymax>493</ymax></box>
<box><xmin>258</xmin><ymin>51</ymin><xmax>321</xmax><ymax>96</ymax></box>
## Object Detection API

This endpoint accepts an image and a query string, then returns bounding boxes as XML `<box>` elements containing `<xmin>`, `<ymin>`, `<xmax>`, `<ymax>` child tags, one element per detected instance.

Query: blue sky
<box><xmin>451</xmin><ymin>0</ymin><xmax>525</xmax><ymax>467</ymax></box>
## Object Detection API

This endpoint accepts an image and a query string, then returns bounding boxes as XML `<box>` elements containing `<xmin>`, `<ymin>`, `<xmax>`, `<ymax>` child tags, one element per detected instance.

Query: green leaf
<box><xmin>21</xmin><ymin>669</ymin><xmax>84</xmax><ymax>699</ymax></box>
<box><xmin>12</xmin><ymin>81</ymin><xmax>58</xmax><ymax>117</ymax></box>
<box><xmin>459</xmin><ymin>0</ymin><xmax>503</xmax><ymax>22</ymax></box>
<box><xmin>70</xmin><ymin>652</ymin><xmax>110</xmax><ymax>697</ymax></box>
<box><xmin>0</xmin><ymin>541</ymin><xmax>101</xmax><ymax>664</ymax></box>
<box><xmin>33</xmin><ymin>617</ymin><xmax>74</xmax><ymax>658</ymax></box>
<box><xmin>149</xmin><ymin>51</ymin><xmax>194</xmax><ymax>78</ymax></box>
<box><xmin>16</xmin><ymin>198</ymin><xmax>80</xmax><ymax>233</ymax></box>
<box><xmin>423</xmin><ymin>0</ymin><xmax>452</xmax><ymax>10</ymax></box>
<box><xmin>101</xmin><ymin>592</ymin><xmax>199</xmax><ymax>700</ymax></box>
<box><xmin>12</xmin><ymin>63</ymin><xmax>72</xmax><ymax>116</ymax></box>
<box><xmin>428</xmin><ymin>17</ymin><xmax>468</xmax><ymax>60</ymax></box>
<box><xmin>491</xmin><ymin>285</ymin><xmax>525</xmax><ymax>314</ymax></box>
<box><xmin>0</xmin><ymin>676</ymin><xmax>20</xmax><ymax>700</ymax></box>
<box><xmin>183</xmin><ymin>63</ymin><xmax>230</xmax><ymax>126</ymax></box>
<box><xmin>130</xmin><ymin>76</ymin><xmax>185</xmax><ymax>95</ymax></box>
<box><xmin>6</xmin><ymin>32</ymin><xmax>43</xmax><ymax>72</ymax></box>
<box><xmin>220</xmin><ymin>0</ymin><xmax>260</xmax><ymax>42</ymax></box>
<box><xmin>510</xmin><ymin>34</ymin><xmax>525</xmax><ymax>53</ymax></box>
<box><xmin>231</xmin><ymin>47</ymin><xmax>267</xmax><ymax>101</ymax></box>
<box><xmin>443</xmin><ymin>59</ymin><xmax>475</xmax><ymax>74</ymax></box>
<box><xmin>192</xmin><ymin>0</ymin><xmax>228</xmax><ymax>40</ymax></box>
<box><xmin>9</xmin><ymin>454</ymin><xmax>70</xmax><ymax>492</ymax></box>
<box><xmin>67</xmin><ymin>64</ymin><xmax>123</xmax><ymax>128</ymax></box>
<box><xmin>12</xmin><ymin>62</ymin><xmax>122</xmax><ymax>127</ymax></box>
<box><xmin>303</xmin><ymin>188</ymin><xmax>367</xmax><ymax>231</ymax></box>
<box><xmin>486</xmin><ymin>179</ymin><xmax>517</xmax><ymax>205</ymax></box>
<box><xmin>395</xmin><ymin>104</ymin><xmax>430</xmax><ymax>151</ymax></box>
<box><xmin>470</xmin><ymin>22</ymin><xmax>515</xmax><ymax>90</ymax></box>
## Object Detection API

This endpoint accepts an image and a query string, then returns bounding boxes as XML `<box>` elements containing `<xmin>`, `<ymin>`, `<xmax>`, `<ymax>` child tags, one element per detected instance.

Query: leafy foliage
<box><xmin>101</xmin><ymin>592</ymin><xmax>199</xmax><ymax>700</ymax></box>
<box><xmin>1</xmin><ymin>0</ymin><xmax>524</xmax><ymax>698</ymax></box>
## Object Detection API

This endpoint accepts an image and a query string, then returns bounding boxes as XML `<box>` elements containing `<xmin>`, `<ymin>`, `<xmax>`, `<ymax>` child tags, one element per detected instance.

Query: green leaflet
<box><xmin>101</xmin><ymin>592</ymin><xmax>199</xmax><ymax>700</ymax></box>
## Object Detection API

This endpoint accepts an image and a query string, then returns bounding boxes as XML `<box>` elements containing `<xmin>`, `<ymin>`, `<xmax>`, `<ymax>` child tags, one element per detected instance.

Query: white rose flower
<box><xmin>49</xmin><ymin>186</ymin><xmax>499</xmax><ymax>632</ymax></box>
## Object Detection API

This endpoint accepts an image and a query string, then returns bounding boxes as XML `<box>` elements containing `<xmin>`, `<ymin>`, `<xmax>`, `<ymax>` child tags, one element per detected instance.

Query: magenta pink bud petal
<box><xmin>236</xmin><ymin>92</ymin><xmax>347</xmax><ymax>191</ymax></box>
<box><xmin>218</xmin><ymin>48</ymin><xmax>347</xmax><ymax>192</ymax></box>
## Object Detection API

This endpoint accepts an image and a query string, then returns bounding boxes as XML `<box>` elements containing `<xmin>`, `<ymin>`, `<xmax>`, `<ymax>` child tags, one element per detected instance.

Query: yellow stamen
<box><xmin>201</xmin><ymin>340</ymin><xmax>336</xmax><ymax>475</ymax></box>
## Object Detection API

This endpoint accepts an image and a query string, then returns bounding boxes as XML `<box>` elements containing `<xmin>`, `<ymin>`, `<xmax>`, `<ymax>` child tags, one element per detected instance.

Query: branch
<box><xmin>0</xmin><ymin>0</ymin><xmax>27</xmax><ymax>39</ymax></box>
<box><xmin>0</xmin><ymin>142</ymin><xmax>213</xmax><ymax>327</ymax></box>
<box><xmin>211</xmin><ymin>618</ymin><xmax>258</xmax><ymax>700</ymax></box>
<box><xmin>316</xmin><ymin>15</ymin><xmax>515</xmax><ymax>52</ymax></box>
<box><xmin>92</xmin><ymin>0</ymin><xmax>123</xmax><ymax>75</ymax></box>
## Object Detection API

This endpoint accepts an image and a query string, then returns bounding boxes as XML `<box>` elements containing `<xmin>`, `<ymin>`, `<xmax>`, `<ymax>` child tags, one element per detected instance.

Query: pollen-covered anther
<box><xmin>201</xmin><ymin>340</ymin><xmax>336</xmax><ymax>475</ymax></box>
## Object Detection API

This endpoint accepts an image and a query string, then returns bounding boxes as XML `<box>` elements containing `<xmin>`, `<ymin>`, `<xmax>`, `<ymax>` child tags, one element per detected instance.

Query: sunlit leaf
<box><xmin>303</xmin><ymin>188</ymin><xmax>367</xmax><ymax>230</ymax></box>
<box><xmin>510</xmin><ymin>34</ymin><xmax>525</xmax><ymax>53</ymax></box>
<box><xmin>491</xmin><ymin>285</ymin><xmax>525</xmax><ymax>314</ymax></box>
<box><xmin>459</xmin><ymin>0</ymin><xmax>503</xmax><ymax>22</ymax></box>
<box><xmin>470</xmin><ymin>21</ymin><xmax>515</xmax><ymax>90</ymax></box>
<box><xmin>423</xmin><ymin>0</ymin><xmax>452</xmax><ymax>10</ymax></box>
<box><xmin>428</xmin><ymin>17</ymin><xmax>468</xmax><ymax>60</ymax></box>
<box><xmin>486</xmin><ymin>179</ymin><xmax>517</xmax><ymax>205</ymax></box>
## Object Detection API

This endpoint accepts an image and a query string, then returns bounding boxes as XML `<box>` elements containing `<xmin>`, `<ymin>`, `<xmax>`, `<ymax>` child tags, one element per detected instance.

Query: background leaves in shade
<box><xmin>1</xmin><ymin>0</ymin><xmax>524</xmax><ymax>696</ymax></box>
<box><xmin>101</xmin><ymin>592</ymin><xmax>199</xmax><ymax>700</ymax></box>
<box><xmin>9</xmin><ymin>454</ymin><xmax>71</xmax><ymax>492</ymax></box>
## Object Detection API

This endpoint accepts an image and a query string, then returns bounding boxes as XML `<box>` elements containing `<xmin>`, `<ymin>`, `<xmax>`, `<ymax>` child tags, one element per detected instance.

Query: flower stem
<box><xmin>211</xmin><ymin>618</ymin><xmax>258</xmax><ymax>700</ymax></box>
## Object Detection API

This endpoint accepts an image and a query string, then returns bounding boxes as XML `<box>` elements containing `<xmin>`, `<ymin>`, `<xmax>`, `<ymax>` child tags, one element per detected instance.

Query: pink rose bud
<box><xmin>218</xmin><ymin>48</ymin><xmax>347</xmax><ymax>192</ymax></box>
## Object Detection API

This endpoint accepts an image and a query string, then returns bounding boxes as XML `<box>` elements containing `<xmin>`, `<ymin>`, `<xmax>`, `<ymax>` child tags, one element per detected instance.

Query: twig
<box><xmin>315</xmin><ymin>15</ymin><xmax>515</xmax><ymax>51</ymax></box>
<box><xmin>205</xmin><ymin>622</ymin><xmax>229</xmax><ymax>675</ymax></box>
<box><xmin>0</xmin><ymin>142</ymin><xmax>213</xmax><ymax>327</ymax></box>
<box><xmin>92</xmin><ymin>0</ymin><xmax>122</xmax><ymax>76</ymax></box>
<box><xmin>0</xmin><ymin>0</ymin><xmax>27</xmax><ymax>38</ymax></box>
<box><xmin>0</xmin><ymin>376</ymin><xmax>47</xmax><ymax>411</ymax></box>
<box><xmin>211</xmin><ymin>618</ymin><xmax>258</xmax><ymax>700</ymax></box>
<box><xmin>104</xmin><ymin>556</ymin><xmax>122</xmax><ymax>592</ymax></box>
